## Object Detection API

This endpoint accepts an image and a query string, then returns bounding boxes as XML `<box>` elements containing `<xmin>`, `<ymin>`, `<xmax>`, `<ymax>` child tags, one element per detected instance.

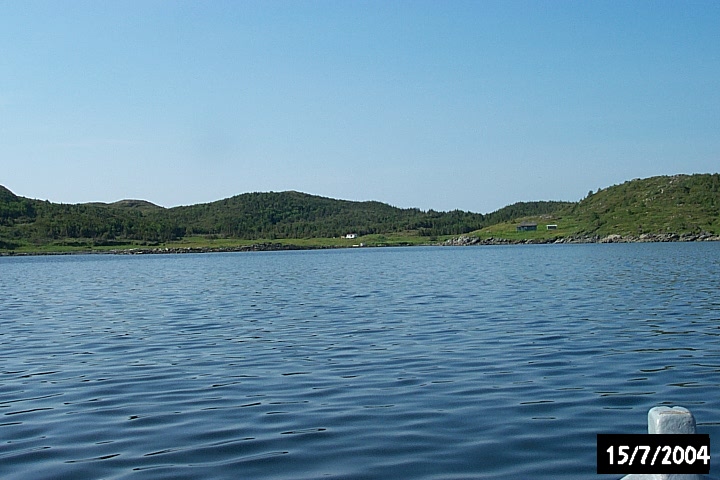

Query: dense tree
<box><xmin>9</xmin><ymin>175</ymin><xmax>717</xmax><ymax>248</ymax></box>
<box><xmin>0</xmin><ymin>187</ymin><xmax>568</xmax><ymax>246</ymax></box>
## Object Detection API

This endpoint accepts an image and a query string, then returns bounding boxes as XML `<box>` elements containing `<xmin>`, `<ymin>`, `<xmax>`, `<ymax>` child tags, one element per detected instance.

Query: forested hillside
<box><xmin>471</xmin><ymin>174</ymin><xmax>720</xmax><ymax>241</ymax></box>
<box><xmin>567</xmin><ymin>174</ymin><xmax>720</xmax><ymax>235</ymax></box>
<box><xmin>0</xmin><ymin>189</ymin><xmax>182</xmax><ymax>248</ymax></box>
<box><xmin>3</xmin><ymin>173</ymin><xmax>718</xmax><ymax>253</ymax></box>
<box><xmin>165</xmin><ymin>191</ymin><xmax>490</xmax><ymax>239</ymax></box>
<box><xmin>0</xmin><ymin>187</ymin><xmax>570</xmax><ymax>250</ymax></box>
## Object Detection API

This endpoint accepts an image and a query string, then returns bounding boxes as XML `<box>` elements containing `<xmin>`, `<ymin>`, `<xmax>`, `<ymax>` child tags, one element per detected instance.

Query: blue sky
<box><xmin>1</xmin><ymin>1</ymin><xmax>718</xmax><ymax>213</ymax></box>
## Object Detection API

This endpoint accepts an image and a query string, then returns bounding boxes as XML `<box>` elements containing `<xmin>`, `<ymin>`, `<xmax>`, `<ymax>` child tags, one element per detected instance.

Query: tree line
<box><xmin>0</xmin><ymin>186</ymin><xmax>571</xmax><ymax>247</ymax></box>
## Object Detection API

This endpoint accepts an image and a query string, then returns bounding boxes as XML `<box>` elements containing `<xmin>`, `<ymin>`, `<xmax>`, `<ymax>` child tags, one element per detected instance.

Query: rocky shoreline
<box><xmin>112</xmin><ymin>243</ymin><xmax>337</xmax><ymax>255</ymax></box>
<box><xmin>443</xmin><ymin>232</ymin><xmax>720</xmax><ymax>246</ymax></box>
<box><xmin>3</xmin><ymin>233</ymin><xmax>720</xmax><ymax>256</ymax></box>
<box><xmin>0</xmin><ymin>243</ymin><xmax>341</xmax><ymax>257</ymax></box>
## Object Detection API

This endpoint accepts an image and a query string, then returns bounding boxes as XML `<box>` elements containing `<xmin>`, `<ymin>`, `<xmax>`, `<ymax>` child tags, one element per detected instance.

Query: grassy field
<box><xmin>470</xmin><ymin>214</ymin><xmax>582</xmax><ymax>241</ymax></box>
<box><xmin>164</xmin><ymin>233</ymin><xmax>442</xmax><ymax>248</ymax></box>
<box><xmin>1</xmin><ymin>232</ymin><xmax>445</xmax><ymax>255</ymax></box>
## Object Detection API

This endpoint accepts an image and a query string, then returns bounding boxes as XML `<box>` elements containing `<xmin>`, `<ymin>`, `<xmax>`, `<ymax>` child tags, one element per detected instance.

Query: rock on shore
<box><xmin>443</xmin><ymin>232</ymin><xmax>720</xmax><ymax>246</ymax></box>
<box><xmin>112</xmin><ymin>243</ymin><xmax>336</xmax><ymax>254</ymax></box>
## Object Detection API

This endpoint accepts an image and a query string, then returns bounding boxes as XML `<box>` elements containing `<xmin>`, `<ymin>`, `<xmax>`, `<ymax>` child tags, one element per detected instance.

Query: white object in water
<box><xmin>621</xmin><ymin>406</ymin><xmax>703</xmax><ymax>480</ymax></box>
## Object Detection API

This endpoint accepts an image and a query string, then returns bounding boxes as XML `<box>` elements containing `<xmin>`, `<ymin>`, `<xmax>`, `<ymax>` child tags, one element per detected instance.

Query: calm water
<box><xmin>1</xmin><ymin>243</ymin><xmax>719</xmax><ymax>479</ymax></box>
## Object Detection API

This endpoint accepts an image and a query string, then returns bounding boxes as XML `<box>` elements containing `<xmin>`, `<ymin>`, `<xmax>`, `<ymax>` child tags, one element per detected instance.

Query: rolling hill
<box><xmin>471</xmin><ymin>174</ymin><xmax>720</xmax><ymax>241</ymax></box>
<box><xmin>1</xmin><ymin>174</ymin><xmax>718</xmax><ymax>253</ymax></box>
<box><xmin>0</xmin><ymin>188</ymin><xmax>532</xmax><ymax>251</ymax></box>
<box><xmin>567</xmin><ymin>174</ymin><xmax>720</xmax><ymax>235</ymax></box>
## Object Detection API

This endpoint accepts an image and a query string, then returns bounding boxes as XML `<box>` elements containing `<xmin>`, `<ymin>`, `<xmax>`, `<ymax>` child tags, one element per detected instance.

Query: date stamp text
<box><xmin>597</xmin><ymin>434</ymin><xmax>710</xmax><ymax>474</ymax></box>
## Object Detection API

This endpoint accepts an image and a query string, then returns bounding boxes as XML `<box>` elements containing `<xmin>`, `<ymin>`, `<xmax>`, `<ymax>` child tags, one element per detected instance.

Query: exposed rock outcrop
<box><xmin>443</xmin><ymin>232</ymin><xmax>720</xmax><ymax>247</ymax></box>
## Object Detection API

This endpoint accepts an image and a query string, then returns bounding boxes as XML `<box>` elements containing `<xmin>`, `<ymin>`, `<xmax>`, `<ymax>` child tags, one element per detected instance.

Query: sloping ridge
<box><xmin>165</xmin><ymin>190</ymin><xmax>487</xmax><ymax>238</ymax></box>
<box><xmin>2</xmin><ymin>174</ymin><xmax>719</xmax><ymax>249</ymax></box>
<box><xmin>0</xmin><ymin>185</ymin><xmax>18</xmax><ymax>202</ymax></box>
<box><xmin>109</xmin><ymin>199</ymin><xmax>163</xmax><ymax>210</ymax></box>
<box><xmin>569</xmin><ymin>174</ymin><xmax>720</xmax><ymax>235</ymax></box>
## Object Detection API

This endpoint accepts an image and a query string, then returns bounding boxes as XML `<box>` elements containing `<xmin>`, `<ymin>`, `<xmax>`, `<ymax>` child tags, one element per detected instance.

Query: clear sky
<box><xmin>1</xmin><ymin>1</ymin><xmax>718</xmax><ymax>213</ymax></box>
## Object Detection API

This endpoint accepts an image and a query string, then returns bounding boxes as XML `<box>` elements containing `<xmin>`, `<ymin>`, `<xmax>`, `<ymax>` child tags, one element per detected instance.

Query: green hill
<box><xmin>0</xmin><ymin>185</ymin><xmax>18</xmax><ymax>203</ymax></box>
<box><xmin>1</xmin><ymin>174</ymin><xmax>718</xmax><ymax>253</ymax></box>
<box><xmin>0</xmin><ymin>188</ymin><xmax>522</xmax><ymax>251</ymax></box>
<box><xmin>567</xmin><ymin>174</ymin><xmax>720</xmax><ymax>235</ymax></box>
<box><xmin>472</xmin><ymin>174</ymin><xmax>720</xmax><ymax>241</ymax></box>
<box><xmin>84</xmin><ymin>199</ymin><xmax>164</xmax><ymax>212</ymax></box>
<box><xmin>165</xmin><ymin>190</ymin><xmax>501</xmax><ymax>239</ymax></box>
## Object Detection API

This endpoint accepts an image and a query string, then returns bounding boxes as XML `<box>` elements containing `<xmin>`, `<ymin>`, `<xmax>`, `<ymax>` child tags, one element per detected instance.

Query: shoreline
<box><xmin>2</xmin><ymin>232</ymin><xmax>720</xmax><ymax>257</ymax></box>
<box><xmin>444</xmin><ymin>232</ymin><xmax>720</xmax><ymax>246</ymax></box>
<box><xmin>0</xmin><ymin>242</ymin><xmax>344</xmax><ymax>257</ymax></box>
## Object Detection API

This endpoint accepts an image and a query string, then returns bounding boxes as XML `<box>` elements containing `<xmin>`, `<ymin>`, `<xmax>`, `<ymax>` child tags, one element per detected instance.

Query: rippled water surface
<box><xmin>1</xmin><ymin>243</ymin><xmax>719</xmax><ymax>479</ymax></box>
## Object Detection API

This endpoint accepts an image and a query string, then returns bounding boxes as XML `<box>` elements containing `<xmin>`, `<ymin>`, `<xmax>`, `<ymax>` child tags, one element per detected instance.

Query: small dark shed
<box><xmin>516</xmin><ymin>222</ymin><xmax>538</xmax><ymax>232</ymax></box>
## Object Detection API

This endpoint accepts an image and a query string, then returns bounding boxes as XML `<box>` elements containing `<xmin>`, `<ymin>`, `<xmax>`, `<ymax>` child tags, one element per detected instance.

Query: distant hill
<box><xmin>0</xmin><ymin>185</ymin><xmax>18</xmax><ymax>202</ymax></box>
<box><xmin>472</xmin><ymin>174</ymin><xmax>720</xmax><ymax>240</ymax></box>
<box><xmin>2</xmin><ymin>187</ymin><xmax>556</xmax><ymax>249</ymax></box>
<box><xmin>567</xmin><ymin>174</ymin><xmax>720</xmax><ymax>235</ymax></box>
<box><xmin>85</xmin><ymin>199</ymin><xmax>164</xmax><ymax>211</ymax></box>
<box><xmin>2</xmin><ymin>174</ymin><xmax>718</xmax><ymax>252</ymax></box>
<box><xmin>482</xmin><ymin>200</ymin><xmax>574</xmax><ymax>225</ymax></box>
<box><xmin>165</xmin><ymin>190</ymin><xmax>501</xmax><ymax>239</ymax></box>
